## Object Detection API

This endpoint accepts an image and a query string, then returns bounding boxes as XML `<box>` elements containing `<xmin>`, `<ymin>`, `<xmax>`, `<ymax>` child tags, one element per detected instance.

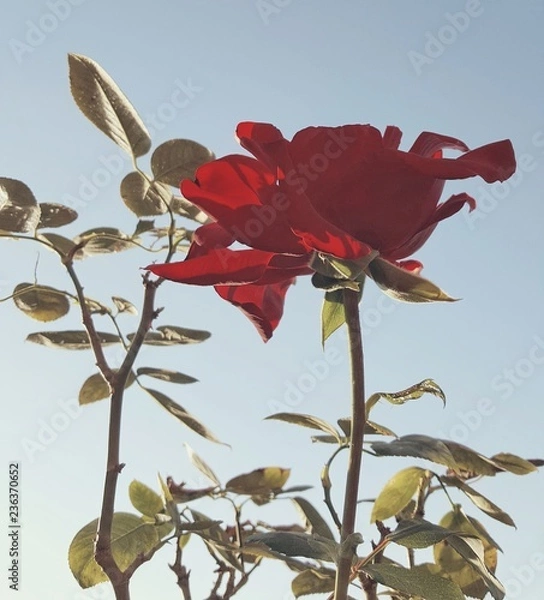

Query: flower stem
<box><xmin>334</xmin><ymin>287</ymin><xmax>366</xmax><ymax>600</ymax></box>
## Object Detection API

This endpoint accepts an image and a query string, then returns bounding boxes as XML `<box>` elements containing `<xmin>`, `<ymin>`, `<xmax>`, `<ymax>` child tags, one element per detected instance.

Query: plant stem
<box><xmin>94</xmin><ymin>276</ymin><xmax>159</xmax><ymax>599</ymax></box>
<box><xmin>334</xmin><ymin>288</ymin><xmax>366</xmax><ymax>600</ymax></box>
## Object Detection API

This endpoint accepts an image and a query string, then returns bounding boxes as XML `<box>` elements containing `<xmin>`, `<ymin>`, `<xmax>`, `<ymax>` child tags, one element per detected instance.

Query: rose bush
<box><xmin>147</xmin><ymin>122</ymin><xmax>515</xmax><ymax>340</ymax></box>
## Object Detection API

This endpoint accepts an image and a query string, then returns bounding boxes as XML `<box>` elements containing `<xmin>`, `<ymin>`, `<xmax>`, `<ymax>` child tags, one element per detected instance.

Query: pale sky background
<box><xmin>1</xmin><ymin>1</ymin><xmax>543</xmax><ymax>599</ymax></box>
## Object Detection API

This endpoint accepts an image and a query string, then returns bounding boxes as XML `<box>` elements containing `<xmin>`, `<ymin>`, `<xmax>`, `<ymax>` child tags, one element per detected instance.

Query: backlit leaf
<box><xmin>137</xmin><ymin>367</ymin><xmax>198</xmax><ymax>384</ymax></box>
<box><xmin>13</xmin><ymin>283</ymin><xmax>70</xmax><ymax>322</ymax></box>
<box><xmin>371</xmin><ymin>467</ymin><xmax>426</xmax><ymax>522</ymax></box>
<box><xmin>367</xmin><ymin>379</ymin><xmax>446</xmax><ymax>414</ymax></box>
<box><xmin>73</xmin><ymin>227</ymin><xmax>134</xmax><ymax>258</ymax></box>
<box><xmin>27</xmin><ymin>330</ymin><xmax>121</xmax><ymax>350</ymax></box>
<box><xmin>266</xmin><ymin>412</ymin><xmax>342</xmax><ymax>443</ymax></box>
<box><xmin>246</xmin><ymin>531</ymin><xmax>338</xmax><ymax>562</ymax></box>
<box><xmin>129</xmin><ymin>325</ymin><xmax>211</xmax><ymax>345</ymax></box>
<box><xmin>226</xmin><ymin>467</ymin><xmax>290</xmax><ymax>495</ymax></box>
<box><xmin>78</xmin><ymin>370</ymin><xmax>135</xmax><ymax>405</ymax></box>
<box><xmin>0</xmin><ymin>177</ymin><xmax>40</xmax><ymax>233</ymax></box>
<box><xmin>185</xmin><ymin>444</ymin><xmax>221</xmax><ymax>487</ymax></box>
<box><xmin>120</xmin><ymin>171</ymin><xmax>172</xmax><ymax>216</ymax></box>
<box><xmin>111</xmin><ymin>296</ymin><xmax>137</xmax><ymax>315</ymax></box>
<box><xmin>68</xmin><ymin>512</ymin><xmax>160</xmax><ymax>588</ymax></box>
<box><xmin>129</xmin><ymin>480</ymin><xmax>164</xmax><ymax>518</ymax></box>
<box><xmin>361</xmin><ymin>563</ymin><xmax>464</xmax><ymax>600</ymax></box>
<box><xmin>151</xmin><ymin>139</ymin><xmax>215</xmax><ymax>187</ymax></box>
<box><xmin>386</xmin><ymin>518</ymin><xmax>453</xmax><ymax>549</ymax></box>
<box><xmin>489</xmin><ymin>452</ymin><xmax>538</xmax><ymax>475</ymax></box>
<box><xmin>37</xmin><ymin>232</ymin><xmax>77</xmax><ymax>257</ymax></box>
<box><xmin>37</xmin><ymin>203</ymin><xmax>78</xmax><ymax>228</ymax></box>
<box><xmin>321</xmin><ymin>290</ymin><xmax>346</xmax><ymax>344</ymax></box>
<box><xmin>143</xmin><ymin>387</ymin><xmax>223</xmax><ymax>444</ymax></box>
<box><xmin>291</xmin><ymin>568</ymin><xmax>336</xmax><ymax>597</ymax></box>
<box><xmin>68</xmin><ymin>54</ymin><xmax>151</xmax><ymax>158</ymax></box>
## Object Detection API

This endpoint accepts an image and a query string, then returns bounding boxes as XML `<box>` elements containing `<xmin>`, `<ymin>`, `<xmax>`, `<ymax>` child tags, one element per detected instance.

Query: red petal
<box><xmin>215</xmin><ymin>279</ymin><xmax>294</xmax><ymax>342</ymax></box>
<box><xmin>409</xmin><ymin>131</ymin><xmax>469</xmax><ymax>156</ymax></box>
<box><xmin>398</xmin><ymin>139</ymin><xmax>516</xmax><ymax>183</ymax></box>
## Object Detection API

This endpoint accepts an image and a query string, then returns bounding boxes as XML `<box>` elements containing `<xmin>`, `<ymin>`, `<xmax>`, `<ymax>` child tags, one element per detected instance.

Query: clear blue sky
<box><xmin>1</xmin><ymin>1</ymin><xmax>543</xmax><ymax>599</ymax></box>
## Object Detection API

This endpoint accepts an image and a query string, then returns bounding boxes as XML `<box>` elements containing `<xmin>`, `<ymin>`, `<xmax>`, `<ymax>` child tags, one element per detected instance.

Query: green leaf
<box><xmin>435</xmin><ymin>508</ymin><xmax>504</xmax><ymax>600</ymax></box>
<box><xmin>73</xmin><ymin>227</ymin><xmax>134</xmax><ymax>258</ymax></box>
<box><xmin>13</xmin><ymin>283</ymin><xmax>70</xmax><ymax>322</ymax></box>
<box><xmin>292</xmin><ymin>497</ymin><xmax>335</xmax><ymax>540</ymax></box>
<box><xmin>37</xmin><ymin>232</ymin><xmax>77</xmax><ymax>257</ymax></box>
<box><xmin>129</xmin><ymin>480</ymin><xmax>164</xmax><ymax>518</ymax></box>
<box><xmin>489</xmin><ymin>452</ymin><xmax>538</xmax><ymax>475</ymax></box>
<box><xmin>367</xmin><ymin>256</ymin><xmax>457</xmax><ymax>302</ymax></box>
<box><xmin>361</xmin><ymin>563</ymin><xmax>465</xmax><ymax>600</ymax></box>
<box><xmin>0</xmin><ymin>177</ymin><xmax>40</xmax><ymax>233</ymax></box>
<box><xmin>441</xmin><ymin>476</ymin><xmax>515</xmax><ymax>527</ymax></box>
<box><xmin>120</xmin><ymin>171</ymin><xmax>172</xmax><ymax>216</ymax></box>
<box><xmin>151</xmin><ymin>139</ymin><xmax>215</xmax><ymax>187</ymax></box>
<box><xmin>37</xmin><ymin>203</ymin><xmax>78</xmax><ymax>228</ymax></box>
<box><xmin>112</xmin><ymin>296</ymin><xmax>138</xmax><ymax>315</ymax></box>
<box><xmin>371</xmin><ymin>435</ymin><xmax>500</xmax><ymax>476</ymax></box>
<box><xmin>366</xmin><ymin>379</ymin><xmax>446</xmax><ymax>414</ymax></box>
<box><xmin>129</xmin><ymin>325</ymin><xmax>211</xmax><ymax>345</ymax></box>
<box><xmin>26</xmin><ymin>330</ymin><xmax>121</xmax><ymax>350</ymax></box>
<box><xmin>265</xmin><ymin>412</ymin><xmax>342</xmax><ymax>443</ymax></box>
<box><xmin>246</xmin><ymin>531</ymin><xmax>338</xmax><ymax>562</ymax></box>
<box><xmin>143</xmin><ymin>387</ymin><xmax>224</xmax><ymax>444</ymax></box>
<box><xmin>226</xmin><ymin>467</ymin><xmax>290</xmax><ymax>495</ymax></box>
<box><xmin>185</xmin><ymin>443</ymin><xmax>221</xmax><ymax>487</ymax></box>
<box><xmin>190</xmin><ymin>509</ymin><xmax>243</xmax><ymax>571</ymax></box>
<box><xmin>291</xmin><ymin>568</ymin><xmax>336</xmax><ymax>597</ymax></box>
<box><xmin>78</xmin><ymin>370</ymin><xmax>135</xmax><ymax>405</ymax></box>
<box><xmin>137</xmin><ymin>367</ymin><xmax>198</xmax><ymax>384</ymax></box>
<box><xmin>68</xmin><ymin>512</ymin><xmax>160</xmax><ymax>588</ymax></box>
<box><xmin>68</xmin><ymin>54</ymin><xmax>151</xmax><ymax>158</ymax></box>
<box><xmin>321</xmin><ymin>290</ymin><xmax>346</xmax><ymax>344</ymax></box>
<box><xmin>371</xmin><ymin>467</ymin><xmax>426</xmax><ymax>522</ymax></box>
<box><xmin>386</xmin><ymin>518</ymin><xmax>453</xmax><ymax>549</ymax></box>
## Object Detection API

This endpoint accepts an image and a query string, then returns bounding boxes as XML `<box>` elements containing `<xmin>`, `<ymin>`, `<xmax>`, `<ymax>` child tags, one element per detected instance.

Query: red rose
<box><xmin>147</xmin><ymin>122</ymin><xmax>515</xmax><ymax>340</ymax></box>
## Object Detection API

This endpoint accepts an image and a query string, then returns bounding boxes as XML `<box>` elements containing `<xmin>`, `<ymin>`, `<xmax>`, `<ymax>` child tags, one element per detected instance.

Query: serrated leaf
<box><xmin>361</xmin><ymin>563</ymin><xmax>465</xmax><ymax>600</ymax></box>
<box><xmin>292</xmin><ymin>497</ymin><xmax>335</xmax><ymax>540</ymax></box>
<box><xmin>37</xmin><ymin>232</ymin><xmax>77</xmax><ymax>257</ymax></box>
<box><xmin>226</xmin><ymin>467</ymin><xmax>290</xmax><ymax>495</ymax></box>
<box><xmin>291</xmin><ymin>568</ymin><xmax>336</xmax><ymax>597</ymax></box>
<box><xmin>143</xmin><ymin>387</ymin><xmax>224</xmax><ymax>444</ymax></box>
<box><xmin>78</xmin><ymin>370</ymin><xmax>136</xmax><ymax>405</ymax></box>
<box><xmin>26</xmin><ymin>330</ymin><xmax>121</xmax><ymax>350</ymax></box>
<box><xmin>0</xmin><ymin>177</ymin><xmax>40</xmax><ymax>233</ymax></box>
<box><xmin>68</xmin><ymin>512</ymin><xmax>160</xmax><ymax>588</ymax></box>
<box><xmin>321</xmin><ymin>289</ymin><xmax>345</xmax><ymax>344</ymax></box>
<box><xmin>129</xmin><ymin>480</ymin><xmax>164</xmax><ymax>518</ymax></box>
<box><xmin>185</xmin><ymin>443</ymin><xmax>221</xmax><ymax>487</ymax></box>
<box><xmin>73</xmin><ymin>227</ymin><xmax>134</xmax><ymax>258</ymax></box>
<box><xmin>367</xmin><ymin>379</ymin><xmax>446</xmax><ymax>414</ymax></box>
<box><xmin>37</xmin><ymin>203</ymin><xmax>78</xmax><ymax>228</ymax></box>
<box><xmin>265</xmin><ymin>413</ymin><xmax>342</xmax><ymax>443</ymax></box>
<box><xmin>435</xmin><ymin>508</ymin><xmax>504</xmax><ymax>600</ymax></box>
<box><xmin>367</xmin><ymin>257</ymin><xmax>457</xmax><ymax>303</ymax></box>
<box><xmin>112</xmin><ymin>296</ymin><xmax>138</xmax><ymax>315</ymax></box>
<box><xmin>120</xmin><ymin>171</ymin><xmax>172</xmax><ymax>216</ymax></box>
<box><xmin>246</xmin><ymin>531</ymin><xmax>338</xmax><ymax>562</ymax></box>
<box><xmin>441</xmin><ymin>476</ymin><xmax>515</xmax><ymax>527</ymax></box>
<box><xmin>68</xmin><ymin>54</ymin><xmax>151</xmax><ymax>158</ymax></box>
<box><xmin>151</xmin><ymin>139</ymin><xmax>215</xmax><ymax>187</ymax></box>
<box><xmin>137</xmin><ymin>367</ymin><xmax>198</xmax><ymax>384</ymax></box>
<box><xmin>13</xmin><ymin>283</ymin><xmax>70</xmax><ymax>322</ymax></box>
<box><xmin>129</xmin><ymin>325</ymin><xmax>211</xmax><ymax>345</ymax></box>
<box><xmin>371</xmin><ymin>435</ymin><xmax>500</xmax><ymax>477</ymax></box>
<box><xmin>371</xmin><ymin>467</ymin><xmax>426</xmax><ymax>522</ymax></box>
<box><xmin>489</xmin><ymin>452</ymin><xmax>538</xmax><ymax>475</ymax></box>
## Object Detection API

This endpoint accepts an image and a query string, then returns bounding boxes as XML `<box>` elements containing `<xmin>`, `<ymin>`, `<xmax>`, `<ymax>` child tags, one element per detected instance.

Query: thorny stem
<box><xmin>333</xmin><ymin>288</ymin><xmax>366</xmax><ymax>600</ymax></box>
